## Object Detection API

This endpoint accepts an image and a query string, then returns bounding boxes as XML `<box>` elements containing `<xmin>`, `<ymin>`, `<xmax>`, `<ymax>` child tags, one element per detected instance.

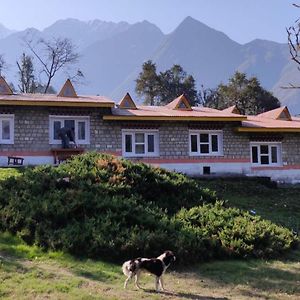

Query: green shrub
<box><xmin>0</xmin><ymin>153</ymin><xmax>297</xmax><ymax>263</ymax></box>
<box><xmin>174</xmin><ymin>202</ymin><xmax>297</xmax><ymax>261</ymax></box>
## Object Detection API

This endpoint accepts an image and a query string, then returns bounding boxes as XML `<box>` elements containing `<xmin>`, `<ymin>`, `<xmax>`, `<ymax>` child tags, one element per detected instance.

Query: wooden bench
<box><xmin>7</xmin><ymin>156</ymin><xmax>24</xmax><ymax>166</ymax></box>
<box><xmin>51</xmin><ymin>148</ymin><xmax>84</xmax><ymax>164</ymax></box>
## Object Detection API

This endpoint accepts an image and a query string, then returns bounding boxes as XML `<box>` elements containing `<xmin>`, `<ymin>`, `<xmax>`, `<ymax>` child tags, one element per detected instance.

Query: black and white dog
<box><xmin>122</xmin><ymin>250</ymin><xmax>176</xmax><ymax>291</ymax></box>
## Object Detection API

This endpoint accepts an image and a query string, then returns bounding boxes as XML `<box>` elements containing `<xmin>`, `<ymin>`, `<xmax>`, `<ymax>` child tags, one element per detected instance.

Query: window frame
<box><xmin>122</xmin><ymin>129</ymin><xmax>159</xmax><ymax>157</ymax></box>
<box><xmin>0</xmin><ymin>114</ymin><xmax>14</xmax><ymax>144</ymax></box>
<box><xmin>189</xmin><ymin>130</ymin><xmax>223</xmax><ymax>156</ymax></box>
<box><xmin>250</xmin><ymin>142</ymin><xmax>282</xmax><ymax>166</ymax></box>
<box><xmin>49</xmin><ymin>115</ymin><xmax>90</xmax><ymax>145</ymax></box>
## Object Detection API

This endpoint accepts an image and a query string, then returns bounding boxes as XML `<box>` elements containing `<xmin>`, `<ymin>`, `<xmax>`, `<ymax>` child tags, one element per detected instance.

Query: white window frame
<box><xmin>122</xmin><ymin>129</ymin><xmax>159</xmax><ymax>157</ymax></box>
<box><xmin>0</xmin><ymin>114</ymin><xmax>14</xmax><ymax>144</ymax></box>
<box><xmin>250</xmin><ymin>142</ymin><xmax>282</xmax><ymax>166</ymax></box>
<box><xmin>189</xmin><ymin>130</ymin><xmax>223</xmax><ymax>156</ymax></box>
<box><xmin>49</xmin><ymin>115</ymin><xmax>90</xmax><ymax>145</ymax></box>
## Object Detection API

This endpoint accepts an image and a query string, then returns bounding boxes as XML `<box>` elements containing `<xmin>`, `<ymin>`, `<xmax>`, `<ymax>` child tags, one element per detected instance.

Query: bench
<box><xmin>7</xmin><ymin>156</ymin><xmax>24</xmax><ymax>166</ymax></box>
<box><xmin>51</xmin><ymin>148</ymin><xmax>84</xmax><ymax>164</ymax></box>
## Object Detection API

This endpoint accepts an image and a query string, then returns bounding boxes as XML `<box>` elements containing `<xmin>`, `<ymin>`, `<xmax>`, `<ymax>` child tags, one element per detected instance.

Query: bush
<box><xmin>174</xmin><ymin>202</ymin><xmax>297</xmax><ymax>261</ymax></box>
<box><xmin>0</xmin><ymin>153</ymin><xmax>297</xmax><ymax>262</ymax></box>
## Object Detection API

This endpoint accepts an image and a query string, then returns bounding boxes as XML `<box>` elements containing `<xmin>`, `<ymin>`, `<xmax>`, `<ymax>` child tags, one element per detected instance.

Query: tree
<box><xmin>286</xmin><ymin>3</ymin><xmax>300</xmax><ymax>88</ymax></box>
<box><xmin>135</xmin><ymin>61</ymin><xmax>199</xmax><ymax>106</ymax></box>
<box><xmin>158</xmin><ymin>65</ymin><xmax>199</xmax><ymax>105</ymax></box>
<box><xmin>201</xmin><ymin>72</ymin><xmax>281</xmax><ymax>115</ymax></box>
<box><xmin>16</xmin><ymin>53</ymin><xmax>36</xmax><ymax>93</ymax></box>
<box><xmin>0</xmin><ymin>54</ymin><xmax>7</xmax><ymax>76</ymax></box>
<box><xmin>25</xmin><ymin>37</ymin><xmax>81</xmax><ymax>93</ymax></box>
<box><xmin>135</xmin><ymin>60</ymin><xmax>160</xmax><ymax>105</ymax></box>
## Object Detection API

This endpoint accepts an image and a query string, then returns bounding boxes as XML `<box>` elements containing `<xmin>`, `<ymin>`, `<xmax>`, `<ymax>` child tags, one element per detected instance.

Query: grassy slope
<box><xmin>1</xmin><ymin>170</ymin><xmax>300</xmax><ymax>299</ymax></box>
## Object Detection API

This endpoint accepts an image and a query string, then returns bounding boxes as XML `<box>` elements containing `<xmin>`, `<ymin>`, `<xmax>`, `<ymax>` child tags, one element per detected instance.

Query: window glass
<box><xmin>261</xmin><ymin>155</ymin><xmax>269</xmax><ymax>165</ymax></box>
<box><xmin>260</xmin><ymin>145</ymin><xmax>269</xmax><ymax>154</ymax></box>
<box><xmin>211</xmin><ymin>135</ymin><xmax>218</xmax><ymax>152</ymax></box>
<box><xmin>125</xmin><ymin>134</ymin><xmax>132</xmax><ymax>153</ymax></box>
<box><xmin>271</xmin><ymin>146</ymin><xmax>278</xmax><ymax>163</ymax></box>
<box><xmin>191</xmin><ymin>135</ymin><xmax>198</xmax><ymax>152</ymax></box>
<box><xmin>252</xmin><ymin>146</ymin><xmax>258</xmax><ymax>163</ymax></box>
<box><xmin>78</xmin><ymin>121</ymin><xmax>86</xmax><ymax>140</ymax></box>
<box><xmin>64</xmin><ymin>119</ymin><xmax>75</xmax><ymax>130</ymax></box>
<box><xmin>135</xmin><ymin>144</ymin><xmax>145</xmax><ymax>154</ymax></box>
<box><xmin>2</xmin><ymin>120</ymin><xmax>10</xmax><ymax>140</ymax></box>
<box><xmin>147</xmin><ymin>134</ymin><xmax>155</xmax><ymax>152</ymax></box>
<box><xmin>200</xmin><ymin>134</ymin><xmax>209</xmax><ymax>143</ymax></box>
<box><xmin>200</xmin><ymin>144</ymin><xmax>209</xmax><ymax>153</ymax></box>
<box><xmin>135</xmin><ymin>133</ymin><xmax>145</xmax><ymax>143</ymax></box>
<box><xmin>53</xmin><ymin>121</ymin><xmax>61</xmax><ymax>140</ymax></box>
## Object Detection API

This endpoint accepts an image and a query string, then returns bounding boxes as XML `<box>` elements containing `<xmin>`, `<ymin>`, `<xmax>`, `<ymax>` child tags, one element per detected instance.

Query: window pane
<box><xmin>125</xmin><ymin>134</ymin><xmax>132</xmax><ymax>153</ymax></box>
<box><xmin>64</xmin><ymin>120</ymin><xmax>75</xmax><ymax>130</ymax></box>
<box><xmin>271</xmin><ymin>146</ymin><xmax>278</xmax><ymax>163</ymax></box>
<box><xmin>252</xmin><ymin>146</ymin><xmax>258</xmax><ymax>163</ymax></box>
<box><xmin>260</xmin><ymin>145</ymin><xmax>269</xmax><ymax>154</ymax></box>
<box><xmin>200</xmin><ymin>134</ymin><xmax>209</xmax><ymax>143</ymax></box>
<box><xmin>53</xmin><ymin>121</ymin><xmax>61</xmax><ymax>139</ymax></box>
<box><xmin>135</xmin><ymin>144</ymin><xmax>145</xmax><ymax>154</ymax></box>
<box><xmin>211</xmin><ymin>135</ymin><xmax>218</xmax><ymax>152</ymax></box>
<box><xmin>2</xmin><ymin>120</ymin><xmax>10</xmax><ymax>140</ymax></box>
<box><xmin>147</xmin><ymin>134</ymin><xmax>155</xmax><ymax>152</ymax></box>
<box><xmin>191</xmin><ymin>135</ymin><xmax>198</xmax><ymax>152</ymax></box>
<box><xmin>78</xmin><ymin>121</ymin><xmax>86</xmax><ymax>140</ymax></box>
<box><xmin>261</xmin><ymin>155</ymin><xmax>269</xmax><ymax>165</ymax></box>
<box><xmin>135</xmin><ymin>133</ymin><xmax>145</xmax><ymax>143</ymax></box>
<box><xmin>200</xmin><ymin>144</ymin><xmax>209</xmax><ymax>153</ymax></box>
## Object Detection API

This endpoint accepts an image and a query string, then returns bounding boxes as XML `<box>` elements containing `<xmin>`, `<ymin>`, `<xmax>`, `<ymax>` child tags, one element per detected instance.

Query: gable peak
<box><xmin>58</xmin><ymin>79</ymin><xmax>77</xmax><ymax>98</ymax></box>
<box><xmin>0</xmin><ymin>76</ymin><xmax>13</xmax><ymax>95</ymax></box>
<box><xmin>117</xmin><ymin>92</ymin><xmax>137</xmax><ymax>109</ymax></box>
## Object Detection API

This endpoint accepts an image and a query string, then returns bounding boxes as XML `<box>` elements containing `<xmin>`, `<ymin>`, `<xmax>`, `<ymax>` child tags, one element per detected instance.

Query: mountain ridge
<box><xmin>0</xmin><ymin>17</ymin><xmax>299</xmax><ymax>113</ymax></box>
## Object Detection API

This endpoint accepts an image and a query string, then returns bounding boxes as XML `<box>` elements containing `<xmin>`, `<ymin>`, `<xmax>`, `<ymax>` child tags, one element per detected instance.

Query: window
<box><xmin>49</xmin><ymin>116</ymin><xmax>90</xmax><ymax>144</ymax></box>
<box><xmin>0</xmin><ymin>114</ymin><xmax>14</xmax><ymax>144</ymax></box>
<box><xmin>189</xmin><ymin>130</ymin><xmax>223</xmax><ymax>156</ymax></box>
<box><xmin>250</xmin><ymin>143</ymin><xmax>282</xmax><ymax>166</ymax></box>
<box><xmin>122</xmin><ymin>130</ymin><xmax>159</xmax><ymax>157</ymax></box>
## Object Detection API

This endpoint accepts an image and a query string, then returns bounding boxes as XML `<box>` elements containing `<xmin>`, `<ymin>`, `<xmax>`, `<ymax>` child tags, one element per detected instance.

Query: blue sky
<box><xmin>0</xmin><ymin>0</ymin><xmax>298</xmax><ymax>44</ymax></box>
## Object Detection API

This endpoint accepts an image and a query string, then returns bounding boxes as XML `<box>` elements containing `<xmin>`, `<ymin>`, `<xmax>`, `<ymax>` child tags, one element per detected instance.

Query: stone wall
<box><xmin>282</xmin><ymin>134</ymin><xmax>300</xmax><ymax>165</ymax></box>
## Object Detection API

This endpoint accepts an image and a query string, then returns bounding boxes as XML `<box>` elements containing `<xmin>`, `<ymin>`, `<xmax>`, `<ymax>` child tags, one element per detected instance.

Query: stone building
<box><xmin>0</xmin><ymin>77</ymin><xmax>300</xmax><ymax>183</ymax></box>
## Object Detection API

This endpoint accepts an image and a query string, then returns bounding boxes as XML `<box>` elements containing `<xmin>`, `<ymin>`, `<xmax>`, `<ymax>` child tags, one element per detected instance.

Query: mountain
<box><xmin>0</xmin><ymin>23</ymin><xmax>15</xmax><ymax>39</ymax></box>
<box><xmin>0</xmin><ymin>17</ymin><xmax>299</xmax><ymax>113</ymax></box>
<box><xmin>42</xmin><ymin>18</ymin><xmax>131</xmax><ymax>50</ymax></box>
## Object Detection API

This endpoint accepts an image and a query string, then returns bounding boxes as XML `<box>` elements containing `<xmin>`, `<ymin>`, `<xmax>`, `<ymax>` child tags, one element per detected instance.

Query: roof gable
<box><xmin>222</xmin><ymin>105</ymin><xmax>240</xmax><ymax>115</ymax></box>
<box><xmin>117</xmin><ymin>93</ymin><xmax>137</xmax><ymax>109</ymax></box>
<box><xmin>165</xmin><ymin>94</ymin><xmax>192</xmax><ymax>110</ymax></box>
<box><xmin>0</xmin><ymin>76</ymin><xmax>13</xmax><ymax>95</ymax></box>
<box><xmin>257</xmin><ymin>106</ymin><xmax>292</xmax><ymax>121</ymax></box>
<box><xmin>58</xmin><ymin>79</ymin><xmax>77</xmax><ymax>98</ymax></box>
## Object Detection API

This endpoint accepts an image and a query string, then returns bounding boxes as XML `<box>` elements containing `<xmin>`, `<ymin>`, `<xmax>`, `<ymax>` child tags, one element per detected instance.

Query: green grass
<box><xmin>198</xmin><ymin>178</ymin><xmax>300</xmax><ymax>232</ymax></box>
<box><xmin>1</xmin><ymin>169</ymin><xmax>300</xmax><ymax>299</ymax></box>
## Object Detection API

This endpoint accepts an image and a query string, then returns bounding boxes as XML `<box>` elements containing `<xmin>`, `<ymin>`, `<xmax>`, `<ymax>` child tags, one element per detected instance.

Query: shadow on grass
<box><xmin>190</xmin><ymin>250</ymin><xmax>300</xmax><ymax>296</ymax></box>
<box><xmin>143</xmin><ymin>288</ymin><xmax>228</xmax><ymax>300</ymax></box>
<box><xmin>72</xmin><ymin>269</ymin><xmax>113</xmax><ymax>282</ymax></box>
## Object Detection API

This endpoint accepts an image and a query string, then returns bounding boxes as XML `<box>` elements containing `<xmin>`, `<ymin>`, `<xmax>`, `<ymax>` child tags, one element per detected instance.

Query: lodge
<box><xmin>0</xmin><ymin>77</ymin><xmax>300</xmax><ymax>183</ymax></box>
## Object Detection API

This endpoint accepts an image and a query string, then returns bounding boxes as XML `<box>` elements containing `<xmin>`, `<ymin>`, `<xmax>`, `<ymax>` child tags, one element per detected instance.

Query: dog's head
<box><xmin>161</xmin><ymin>250</ymin><xmax>176</xmax><ymax>267</ymax></box>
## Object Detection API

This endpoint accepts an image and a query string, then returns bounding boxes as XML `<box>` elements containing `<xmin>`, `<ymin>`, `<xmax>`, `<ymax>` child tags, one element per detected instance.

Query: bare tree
<box><xmin>285</xmin><ymin>3</ymin><xmax>300</xmax><ymax>88</ymax></box>
<box><xmin>25</xmin><ymin>37</ymin><xmax>81</xmax><ymax>93</ymax></box>
<box><xmin>16</xmin><ymin>53</ymin><xmax>36</xmax><ymax>93</ymax></box>
<box><xmin>0</xmin><ymin>54</ymin><xmax>7</xmax><ymax>76</ymax></box>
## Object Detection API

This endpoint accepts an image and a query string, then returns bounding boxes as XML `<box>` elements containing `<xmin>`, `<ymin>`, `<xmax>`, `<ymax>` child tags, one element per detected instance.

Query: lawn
<box><xmin>0</xmin><ymin>169</ymin><xmax>300</xmax><ymax>299</ymax></box>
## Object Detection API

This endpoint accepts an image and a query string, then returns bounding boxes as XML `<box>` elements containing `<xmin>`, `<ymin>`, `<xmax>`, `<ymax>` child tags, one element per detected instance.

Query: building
<box><xmin>1</xmin><ymin>77</ymin><xmax>300</xmax><ymax>183</ymax></box>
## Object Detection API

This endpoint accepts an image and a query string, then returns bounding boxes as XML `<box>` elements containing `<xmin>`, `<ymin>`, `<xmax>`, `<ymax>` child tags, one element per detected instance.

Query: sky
<box><xmin>0</xmin><ymin>0</ymin><xmax>298</xmax><ymax>44</ymax></box>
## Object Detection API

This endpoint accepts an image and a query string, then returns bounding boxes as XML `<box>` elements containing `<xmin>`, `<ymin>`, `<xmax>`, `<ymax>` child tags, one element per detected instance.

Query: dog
<box><xmin>122</xmin><ymin>250</ymin><xmax>176</xmax><ymax>291</ymax></box>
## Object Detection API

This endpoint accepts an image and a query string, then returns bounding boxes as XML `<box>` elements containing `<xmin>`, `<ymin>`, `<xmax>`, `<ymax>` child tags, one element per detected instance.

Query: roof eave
<box><xmin>103</xmin><ymin>115</ymin><xmax>246</xmax><ymax>121</ymax></box>
<box><xmin>236</xmin><ymin>127</ymin><xmax>300</xmax><ymax>133</ymax></box>
<box><xmin>0</xmin><ymin>100</ymin><xmax>115</xmax><ymax>108</ymax></box>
